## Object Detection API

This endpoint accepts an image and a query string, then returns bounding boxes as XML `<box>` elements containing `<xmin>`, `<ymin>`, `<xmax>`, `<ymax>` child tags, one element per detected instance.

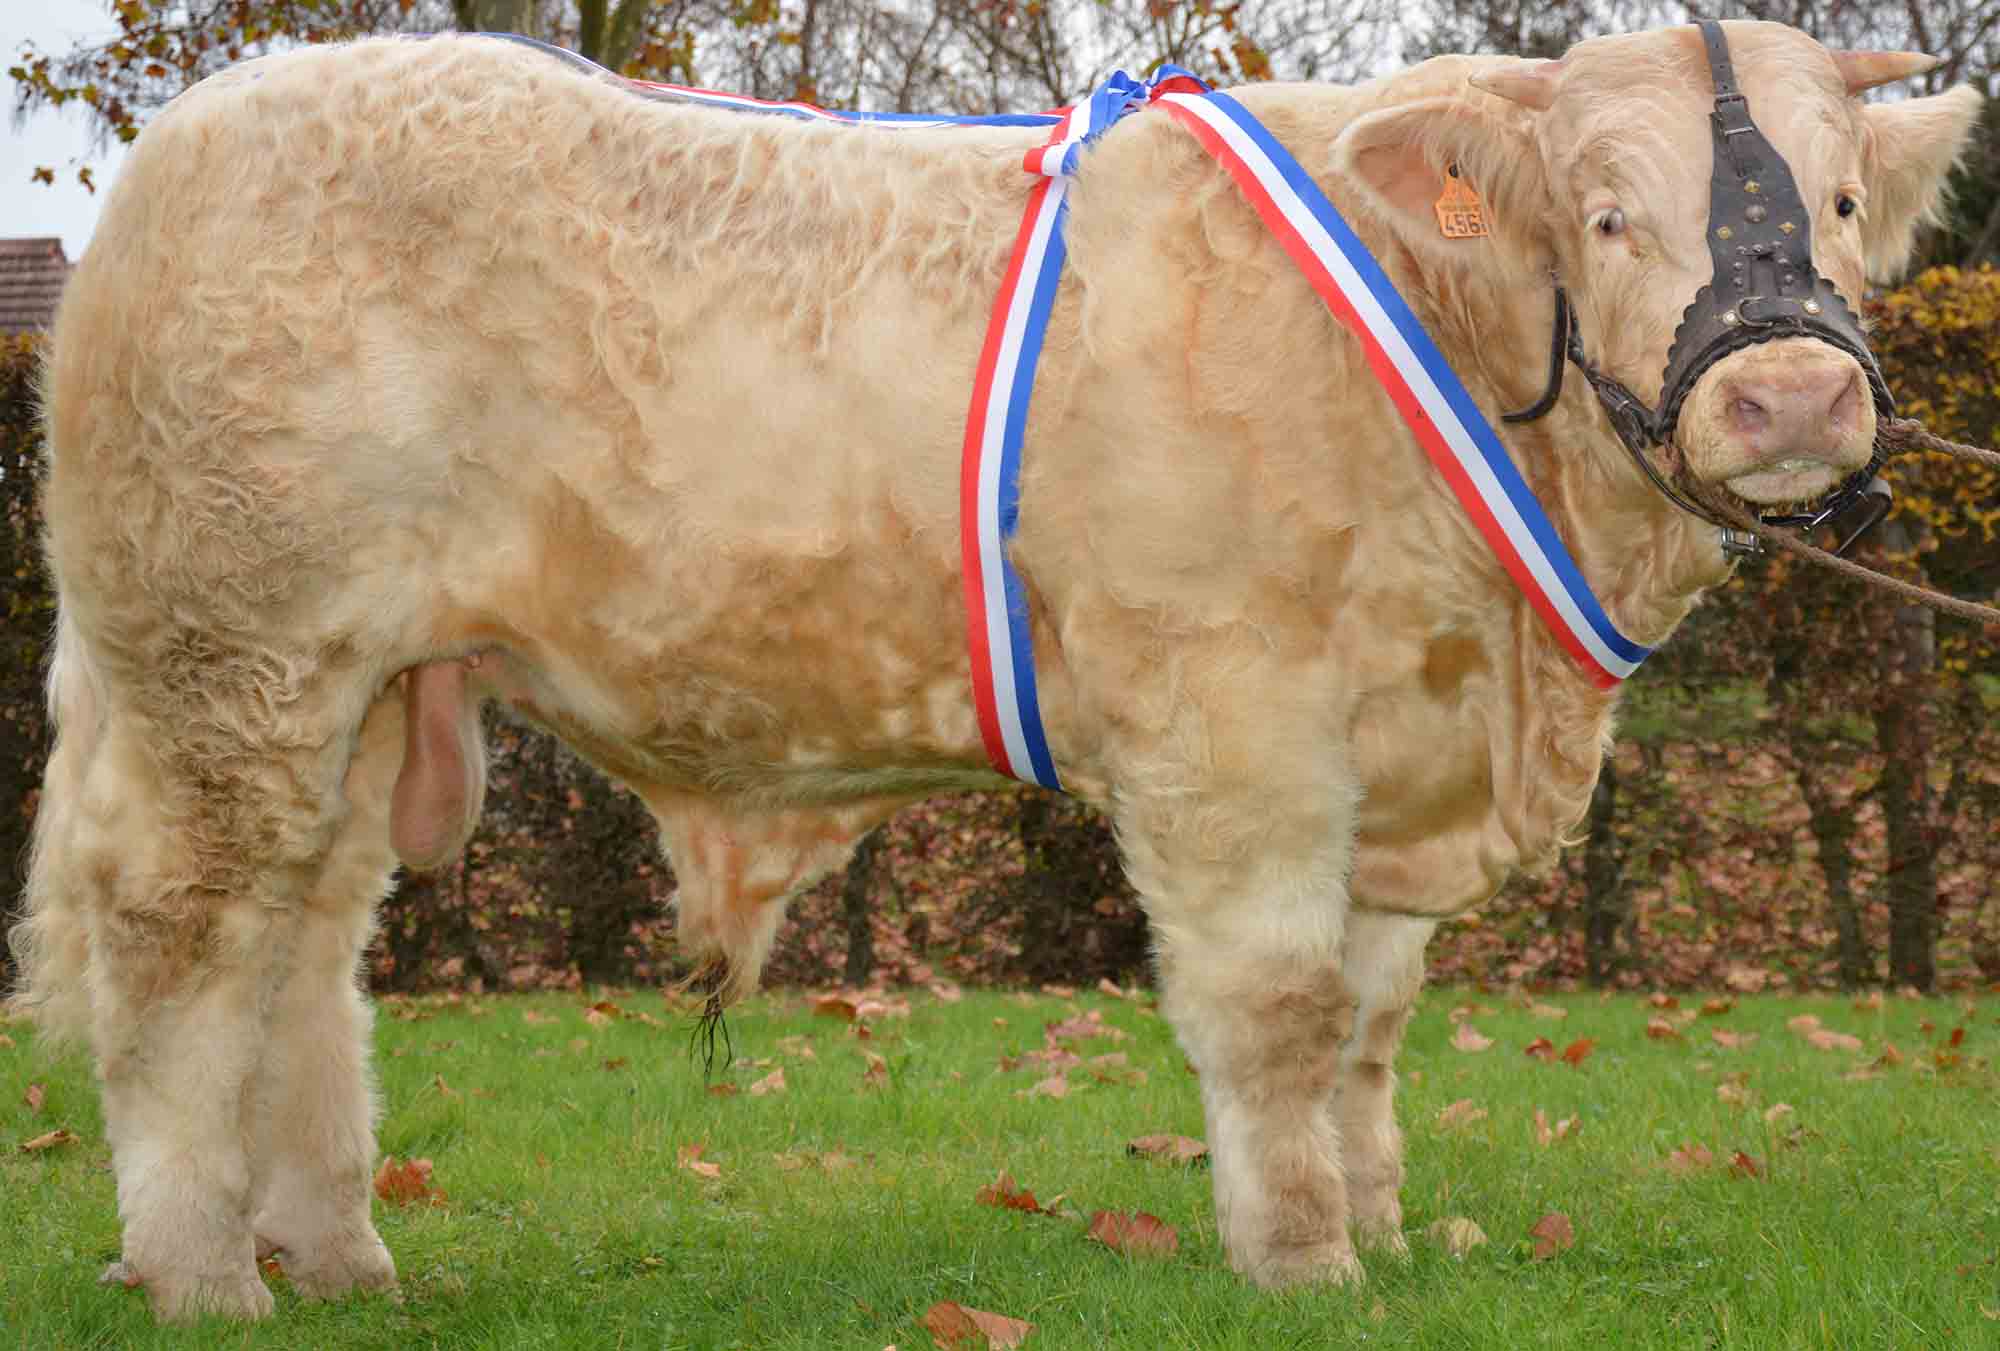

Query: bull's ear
<box><xmin>1856</xmin><ymin>85</ymin><xmax>1982</xmax><ymax>281</ymax></box>
<box><xmin>1332</xmin><ymin>96</ymin><xmax>1548</xmax><ymax>274</ymax></box>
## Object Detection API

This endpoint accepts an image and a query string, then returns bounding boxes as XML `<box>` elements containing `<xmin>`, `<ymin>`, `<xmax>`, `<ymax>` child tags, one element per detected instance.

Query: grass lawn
<box><xmin>4</xmin><ymin>984</ymin><xmax>1998</xmax><ymax>1349</ymax></box>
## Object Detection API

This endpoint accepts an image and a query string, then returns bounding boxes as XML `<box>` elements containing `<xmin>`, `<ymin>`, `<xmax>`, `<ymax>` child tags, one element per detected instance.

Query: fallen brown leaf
<box><xmin>1428</xmin><ymin>1216</ymin><xmax>1488</xmax><ymax>1256</ymax></box>
<box><xmin>812</xmin><ymin>995</ymin><xmax>859</xmax><ymax>1022</ymax></box>
<box><xmin>975</xmin><ymin>1172</ymin><xmax>1053</xmax><ymax>1216</ymax></box>
<box><xmin>372</xmin><ymin>1156</ymin><xmax>443</xmax><ymax>1206</ymax></box>
<box><xmin>1528</xmin><ymin>1002</ymin><xmax>1569</xmax><ymax>1021</ymax></box>
<box><xmin>1560</xmin><ymin>1038</ymin><xmax>1596</xmax><ymax>1067</ymax></box>
<box><xmin>1524</xmin><ymin>1036</ymin><xmax>1556</xmax><ymax>1062</ymax></box>
<box><xmin>1436</xmin><ymin>1098</ymin><xmax>1488</xmax><ymax>1131</ymax></box>
<box><xmin>924</xmin><ymin>1300</ymin><xmax>1033</xmax><ymax>1349</ymax></box>
<box><xmin>1805</xmin><ymin>1028</ymin><xmax>1863</xmax><ymax>1053</ymax></box>
<box><xmin>20</xmin><ymin>1128</ymin><xmax>78</xmax><ymax>1154</ymax></box>
<box><xmin>707</xmin><ymin>1082</ymin><xmax>740</xmax><ymax>1098</ymax></box>
<box><xmin>861</xmin><ymin>1051</ymin><xmax>890</xmax><ymax>1091</ymax></box>
<box><xmin>1785</xmin><ymin>1014</ymin><xmax>1822</xmax><ymax>1035</ymax></box>
<box><xmin>749</xmin><ymin>1068</ymin><xmax>787</xmax><ymax>1097</ymax></box>
<box><xmin>1710</xmin><ymin>1030</ymin><xmax>1758</xmax><ymax>1050</ymax></box>
<box><xmin>1723</xmin><ymin>965</ymin><xmax>1771</xmax><ymax>993</ymax></box>
<box><xmin>1087</xmin><ymin>1210</ymin><xmax>1179</xmax><ymax>1257</ymax></box>
<box><xmin>678</xmin><ymin>1144</ymin><xmax>722</xmax><ymax>1180</ymax></box>
<box><xmin>1716</xmin><ymin>1082</ymin><xmax>1750</xmax><ymax>1106</ymax></box>
<box><xmin>1665</xmin><ymin>1143</ymin><xmax>1715</xmax><ymax>1175</ymax></box>
<box><xmin>1763</xmin><ymin>1102</ymin><xmax>1795</xmax><ymax>1124</ymax></box>
<box><xmin>929</xmin><ymin>981</ymin><xmax>964</xmax><ymax>1004</ymax></box>
<box><xmin>1096</xmin><ymin>978</ymin><xmax>1126</xmax><ymax>999</ymax></box>
<box><xmin>1532</xmin><ymin>1109</ymin><xmax>1580</xmax><ymax>1145</ymax></box>
<box><xmin>1645</xmin><ymin>1017</ymin><xmax>1681</xmax><ymax>1041</ymax></box>
<box><xmin>1729</xmin><ymin>1151</ymin><xmax>1763</xmax><ymax>1179</ymax></box>
<box><xmin>1700</xmin><ymin>998</ymin><xmax>1735</xmax><ymax>1016</ymax></box>
<box><xmin>1649</xmin><ymin>993</ymin><xmax>1679</xmax><ymax>1010</ymax></box>
<box><xmin>25</xmin><ymin>1082</ymin><xmax>45</xmax><ymax>1113</ymax></box>
<box><xmin>1529</xmin><ymin>1212</ymin><xmax>1574</xmax><ymax>1260</ymax></box>
<box><xmin>1451</xmin><ymin>1023</ymin><xmax>1494</xmax><ymax>1053</ymax></box>
<box><xmin>1027</xmin><ymin>1073</ymin><xmax>1069</xmax><ymax>1100</ymax></box>
<box><xmin>1127</xmin><ymin>1134</ymin><xmax>1209</xmax><ymax>1165</ymax></box>
<box><xmin>1045</xmin><ymin>1011</ymin><xmax>1126</xmax><ymax>1045</ymax></box>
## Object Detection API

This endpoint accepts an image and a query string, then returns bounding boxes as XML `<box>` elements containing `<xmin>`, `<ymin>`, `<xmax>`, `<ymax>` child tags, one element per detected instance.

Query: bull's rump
<box><xmin>42</xmin><ymin>37</ymin><xmax>1096</xmax><ymax>794</ymax></box>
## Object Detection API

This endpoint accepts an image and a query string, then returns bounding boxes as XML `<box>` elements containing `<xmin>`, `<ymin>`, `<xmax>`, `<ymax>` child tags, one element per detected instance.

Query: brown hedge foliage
<box><xmin>0</xmin><ymin>336</ymin><xmax>55</xmax><ymax>988</ymax></box>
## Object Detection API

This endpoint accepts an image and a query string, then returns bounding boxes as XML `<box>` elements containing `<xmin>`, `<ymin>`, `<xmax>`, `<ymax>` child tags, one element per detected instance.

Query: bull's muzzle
<box><xmin>1678</xmin><ymin>338</ymin><xmax>1876</xmax><ymax>503</ymax></box>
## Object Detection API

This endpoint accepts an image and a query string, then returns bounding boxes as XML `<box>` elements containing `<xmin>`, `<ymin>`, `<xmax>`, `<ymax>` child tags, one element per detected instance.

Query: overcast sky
<box><xmin>5</xmin><ymin>0</ymin><xmax>128</xmax><ymax>258</ymax></box>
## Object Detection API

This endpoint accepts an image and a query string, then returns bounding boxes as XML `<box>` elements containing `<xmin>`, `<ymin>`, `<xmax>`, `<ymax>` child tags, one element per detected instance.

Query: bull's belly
<box><xmin>461</xmin><ymin>643</ymin><xmax>1011</xmax><ymax>807</ymax></box>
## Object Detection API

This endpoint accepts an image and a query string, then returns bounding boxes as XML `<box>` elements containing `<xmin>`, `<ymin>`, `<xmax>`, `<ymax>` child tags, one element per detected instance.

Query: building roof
<box><xmin>0</xmin><ymin>237</ymin><xmax>73</xmax><ymax>336</ymax></box>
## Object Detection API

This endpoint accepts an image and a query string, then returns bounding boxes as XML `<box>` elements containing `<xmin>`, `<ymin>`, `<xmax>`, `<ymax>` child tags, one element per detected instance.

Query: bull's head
<box><xmin>1335</xmin><ymin>20</ymin><xmax>1979</xmax><ymax>542</ymax></box>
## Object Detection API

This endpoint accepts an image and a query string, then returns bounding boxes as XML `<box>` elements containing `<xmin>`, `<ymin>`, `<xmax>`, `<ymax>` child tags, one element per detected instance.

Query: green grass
<box><xmin>4</xmin><ymin>986</ymin><xmax>1998</xmax><ymax>1349</ymax></box>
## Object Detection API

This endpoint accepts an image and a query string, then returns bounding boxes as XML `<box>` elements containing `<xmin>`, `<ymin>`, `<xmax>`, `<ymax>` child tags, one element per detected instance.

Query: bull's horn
<box><xmin>1469</xmin><ymin>59</ymin><xmax>1561</xmax><ymax>112</ymax></box>
<box><xmin>1830</xmin><ymin>50</ymin><xmax>1942</xmax><ymax>94</ymax></box>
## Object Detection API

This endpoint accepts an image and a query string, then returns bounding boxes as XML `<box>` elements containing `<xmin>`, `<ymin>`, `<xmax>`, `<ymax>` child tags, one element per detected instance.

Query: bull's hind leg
<box><xmin>1119</xmin><ymin>759</ymin><xmax>1364</xmax><ymax>1287</ymax></box>
<box><xmin>245</xmin><ymin>692</ymin><xmax>406</xmax><ymax>1301</ymax></box>
<box><xmin>1334</xmin><ymin>910</ymin><xmax>1435</xmax><ymax>1254</ymax></box>
<box><xmin>39</xmin><ymin>642</ymin><xmax>375</xmax><ymax>1321</ymax></box>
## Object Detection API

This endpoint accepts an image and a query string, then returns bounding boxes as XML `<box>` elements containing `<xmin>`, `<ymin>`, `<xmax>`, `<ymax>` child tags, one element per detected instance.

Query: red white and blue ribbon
<box><xmin>957</xmin><ymin>68</ymin><xmax>1206</xmax><ymax>789</ymax></box>
<box><xmin>1158</xmin><ymin>91</ymin><xmax>1652</xmax><ymax>688</ymax></box>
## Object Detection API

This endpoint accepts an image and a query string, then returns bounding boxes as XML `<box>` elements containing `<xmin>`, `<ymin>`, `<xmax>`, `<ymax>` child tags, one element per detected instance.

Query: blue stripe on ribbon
<box><xmin>994</xmin><ymin>189</ymin><xmax>1074</xmax><ymax>790</ymax></box>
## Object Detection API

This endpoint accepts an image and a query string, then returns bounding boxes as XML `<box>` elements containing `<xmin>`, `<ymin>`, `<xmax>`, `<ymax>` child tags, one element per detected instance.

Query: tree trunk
<box><xmin>842</xmin><ymin>829</ymin><xmax>883</xmax><ymax>988</ymax></box>
<box><xmin>1873</xmin><ymin>557</ymin><xmax>1938</xmax><ymax>992</ymax></box>
<box><xmin>1877</xmin><ymin>677</ymin><xmax>1938</xmax><ymax>991</ymax></box>
<box><xmin>1797</xmin><ymin>767</ymin><xmax>1869</xmax><ymax>987</ymax></box>
<box><xmin>1581</xmin><ymin>755</ymin><xmax>1627</xmax><ymax>987</ymax></box>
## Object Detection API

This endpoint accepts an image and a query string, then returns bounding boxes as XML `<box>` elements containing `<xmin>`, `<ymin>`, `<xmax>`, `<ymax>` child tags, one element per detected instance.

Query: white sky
<box><xmin>4</xmin><ymin>0</ymin><xmax>129</xmax><ymax>258</ymax></box>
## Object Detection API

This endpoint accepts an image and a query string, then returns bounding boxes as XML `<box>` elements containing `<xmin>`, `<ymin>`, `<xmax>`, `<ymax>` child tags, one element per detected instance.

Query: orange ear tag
<box><xmin>1434</xmin><ymin>166</ymin><xmax>1490</xmax><ymax>239</ymax></box>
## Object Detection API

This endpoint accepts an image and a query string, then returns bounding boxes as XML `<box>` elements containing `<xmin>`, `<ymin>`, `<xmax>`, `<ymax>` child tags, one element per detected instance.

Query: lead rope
<box><xmin>1681</xmin><ymin>417</ymin><xmax>2000</xmax><ymax>627</ymax></box>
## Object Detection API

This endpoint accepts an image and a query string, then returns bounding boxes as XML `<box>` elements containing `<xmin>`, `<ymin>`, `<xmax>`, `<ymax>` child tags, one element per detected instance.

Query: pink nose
<box><xmin>1717</xmin><ymin>361</ymin><xmax>1863</xmax><ymax>464</ymax></box>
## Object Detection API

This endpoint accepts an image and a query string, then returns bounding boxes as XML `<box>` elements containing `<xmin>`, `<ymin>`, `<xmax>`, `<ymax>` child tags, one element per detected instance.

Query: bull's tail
<box><xmin>8</xmin><ymin>612</ymin><xmax>106</xmax><ymax>1045</ymax></box>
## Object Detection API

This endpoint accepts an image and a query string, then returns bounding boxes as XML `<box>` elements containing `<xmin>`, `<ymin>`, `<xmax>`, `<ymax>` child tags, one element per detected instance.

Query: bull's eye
<box><xmin>1594</xmin><ymin>207</ymin><xmax>1627</xmax><ymax>237</ymax></box>
<box><xmin>1836</xmin><ymin>194</ymin><xmax>1858</xmax><ymax>219</ymax></box>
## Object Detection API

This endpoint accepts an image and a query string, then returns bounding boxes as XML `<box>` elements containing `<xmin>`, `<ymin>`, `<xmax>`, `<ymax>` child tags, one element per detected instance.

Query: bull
<box><xmin>11</xmin><ymin>18</ymin><xmax>1976</xmax><ymax>1320</ymax></box>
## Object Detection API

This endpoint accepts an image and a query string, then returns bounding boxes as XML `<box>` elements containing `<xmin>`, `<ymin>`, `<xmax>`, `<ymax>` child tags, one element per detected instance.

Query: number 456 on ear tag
<box><xmin>1435</xmin><ymin>166</ymin><xmax>1490</xmax><ymax>239</ymax></box>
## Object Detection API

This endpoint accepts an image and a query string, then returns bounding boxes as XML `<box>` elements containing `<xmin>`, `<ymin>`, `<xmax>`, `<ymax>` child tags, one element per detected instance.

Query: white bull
<box><xmin>13</xmin><ymin>19</ymin><xmax>1976</xmax><ymax>1320</ymax></box>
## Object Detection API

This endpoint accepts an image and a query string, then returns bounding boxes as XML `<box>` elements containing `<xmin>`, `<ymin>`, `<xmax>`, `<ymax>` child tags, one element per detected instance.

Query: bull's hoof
<box><xmin>106</xmin><ymin>1259</ymin><xmax>276</xmax><ymax>1322</ymax></box>
<box><xmin>257</xmin><ymin>1226</ymin><xmax>398</xmax><ymax>1301</ymax></box>
<box><xmin>1353</xmin><ymin>1219</ymin><xmax>1410</xmax><ymax>1258</ymax></box>
<box><xmin>1238</xmin><ymin>1241</ymin><xmax>1365</xmax><ymax>1289</ymax></box>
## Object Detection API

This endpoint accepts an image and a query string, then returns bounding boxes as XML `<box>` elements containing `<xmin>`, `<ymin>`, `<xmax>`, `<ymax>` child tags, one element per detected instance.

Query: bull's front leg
<box><xmin>1123</xmin><ymin>783</ymin><xmax>1364</xmax><ymax>1287</ymax></box>
<box><xmin>1333</xmin><ymin>910</ymin><xmax>1436</xmax><ymax>1254</ymax></box>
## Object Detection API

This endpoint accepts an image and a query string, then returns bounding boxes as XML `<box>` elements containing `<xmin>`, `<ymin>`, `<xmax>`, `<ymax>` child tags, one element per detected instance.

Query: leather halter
<box><xmin>1502</xmin><ymin>20</ymin><xmax>1893</xmax><ymax>557</ymax></box>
